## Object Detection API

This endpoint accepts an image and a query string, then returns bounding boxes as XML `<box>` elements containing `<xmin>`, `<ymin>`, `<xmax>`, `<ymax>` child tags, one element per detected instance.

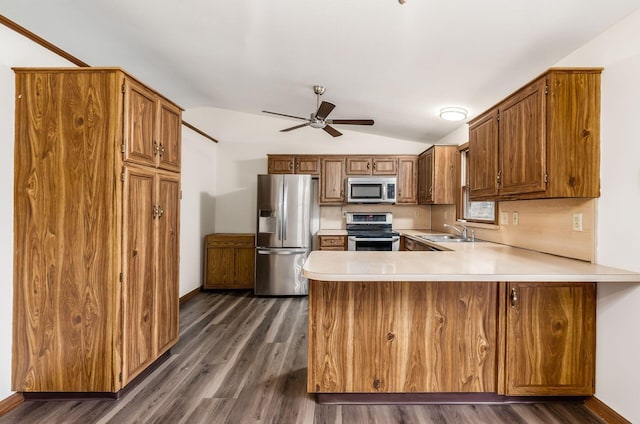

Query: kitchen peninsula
<box><xmin>303</xmin><ymin>236</ymin><xmax>640</xmax><ymax>401</ymax></box>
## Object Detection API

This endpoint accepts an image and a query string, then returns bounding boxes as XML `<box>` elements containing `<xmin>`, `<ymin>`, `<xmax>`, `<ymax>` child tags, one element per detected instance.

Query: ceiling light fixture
<box><xmin>398</xmin><ymin>0</ymin><xmax>407</xmax><ymax>4</ymax></box>
<box><xmin>439</xmin><ymin>107</ymin><xmax>468</xmax><ymax>122</ymax></box>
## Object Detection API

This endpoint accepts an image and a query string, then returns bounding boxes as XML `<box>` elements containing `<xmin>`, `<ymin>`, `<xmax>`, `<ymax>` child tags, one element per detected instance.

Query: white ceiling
<box><xmin>3</xmin><ymin>0</ymin><xmax>640</xmax><ymax>142</ymax></box>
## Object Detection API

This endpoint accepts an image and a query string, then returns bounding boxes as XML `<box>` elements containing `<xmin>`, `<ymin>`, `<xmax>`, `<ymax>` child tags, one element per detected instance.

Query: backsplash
<box><xmin>320</xmin><ymin>204</ymin><xmax>431</xmax><ymax>229</ymax></box>
<box><xmin>431</xmin><ymin>198</ymin><xmax>596</xmax><ymax>262</ymax></box>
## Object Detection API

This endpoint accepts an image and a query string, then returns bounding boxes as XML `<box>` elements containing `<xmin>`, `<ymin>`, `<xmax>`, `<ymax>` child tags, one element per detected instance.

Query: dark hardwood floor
<box><xmin>1</xmin><ymin>291</ymin><xmax>605</xmax><ymax>423</ymax></box>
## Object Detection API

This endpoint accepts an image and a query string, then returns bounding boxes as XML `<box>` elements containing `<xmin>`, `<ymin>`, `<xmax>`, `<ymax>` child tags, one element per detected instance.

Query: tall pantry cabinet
<box><xmin>12</xmin><ymin>68</ymin><xmax>182</xmax><ymax>393</ymax></box>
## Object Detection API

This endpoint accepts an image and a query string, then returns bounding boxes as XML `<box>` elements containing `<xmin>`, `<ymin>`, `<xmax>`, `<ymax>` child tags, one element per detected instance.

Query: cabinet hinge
<box><xmin>121</xmin><ymin>171</ymin><xmax>125</xmax><ymax>182</ymax></box>
<box><xmin>544</xmin><ymin>85</ymin><xmax>549</xmax><ymax>95</ymax></box>
<box><xmin>119</xmin><ymin>372</ymin><xmax>123</xmax><ymax>382</ymax></box>
<box><xmin>121</xmin><ymin>143</ymin><xmax>125</xmax><ymax>153</ymax></box>
<box><xmin>122</xmin><ymin>82</ymin><xmax>126</xmax><ymax>94</ymax></box>
<box><xmin>119</xmin><ymin>272</ymin><xmax>123</xmax><ymax>283</ymax></box>
<box><xmin>496</xmin><ymin>112</ymin><xmax>500</xmax><ymax>122</ymax></box>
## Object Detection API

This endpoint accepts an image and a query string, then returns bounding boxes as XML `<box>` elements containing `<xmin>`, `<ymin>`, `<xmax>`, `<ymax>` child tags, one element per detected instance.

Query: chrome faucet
<box><xmin>444</xmin><ymin>223</ymin><xmax>468</xmax><ymax>239</ymax></box>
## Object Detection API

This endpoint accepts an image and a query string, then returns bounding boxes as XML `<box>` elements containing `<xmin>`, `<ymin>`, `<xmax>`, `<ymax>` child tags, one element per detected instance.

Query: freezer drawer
<box><xmin>255</xmin><ymin>248</ymin><xmax>309</xmax><ymax>296</ymax></box>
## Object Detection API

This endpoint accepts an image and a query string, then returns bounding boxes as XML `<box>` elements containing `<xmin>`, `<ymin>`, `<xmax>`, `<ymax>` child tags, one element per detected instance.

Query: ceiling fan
<box><xmin>262</xmin><ymin>85</ymin><xmax>374</xmax><ymax>137</ymax></box>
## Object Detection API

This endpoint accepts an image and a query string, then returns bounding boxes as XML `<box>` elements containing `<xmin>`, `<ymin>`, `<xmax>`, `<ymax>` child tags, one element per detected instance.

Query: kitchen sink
<box><xmin>417</xmin><ymin>235</ymin><xmax>483</xmax><ymax>243</ymax></box>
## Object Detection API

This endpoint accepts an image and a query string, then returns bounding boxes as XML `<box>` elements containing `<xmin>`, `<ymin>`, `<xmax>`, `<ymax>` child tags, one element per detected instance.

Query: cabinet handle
<box><xmin>290</xmin><ymin>162</ymin><xmax>293</xmax><ymax>170</ymax></box>
<box><xmin>153</xmin><ymin>140</ymin><xmax>160</xmax><ymax>156</ymax></box>
<box><xmin>510</xmin><ymin>287</ymin><xmax>518</xmax><ymax>307</ymax></box>
<box><xmin>428</xmin><ymin>187</ymin><xmax>433</xmax><ymax>194</ymax></box>
<box><xmin>158</xmin><ymin>206</ymin><xmax>164</xmax><ymax>218</ymax></box>
<box><xmin>159</xmin><ymin>143</ymin><xmax>165</xmax><ymax>156</ymax></box>
<box><xmin>153</xmin><ymin>205</ymin><xmax>159</xmax><ymax>219</ymax></box>
<box><xmin>497</xmin><ymin>170</ymin><xmax>502</xmax><ymax>187</ymax></box>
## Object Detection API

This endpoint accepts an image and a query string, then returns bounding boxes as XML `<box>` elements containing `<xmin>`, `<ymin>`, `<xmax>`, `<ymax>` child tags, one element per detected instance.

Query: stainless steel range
<box><xmin>346</xmin><ymin>212</ymin><xmax>400</xmax><ymax>251</ymax></box>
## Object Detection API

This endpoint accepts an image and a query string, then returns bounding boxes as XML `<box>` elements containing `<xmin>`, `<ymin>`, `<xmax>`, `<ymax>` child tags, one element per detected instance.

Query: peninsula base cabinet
<box><xmin>308</xmin><ymin>280</ymin><xmax>596</xmax><ymax>397</ymax></box>
<box><xmin>12</xmin><ymin>68</ymin><xmax>181</xmax><ymax>393</ymax></box>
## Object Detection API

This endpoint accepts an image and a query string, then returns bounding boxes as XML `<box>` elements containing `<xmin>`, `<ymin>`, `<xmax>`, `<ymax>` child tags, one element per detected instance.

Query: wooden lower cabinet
<box><xmin>203</xmin><ymin>234</ymin><xmax>255</xmax><ymax>289</ymax></box>
<box><xmin>308</xmin><ymin>280</ymin><xmax>596</xmax><ymax>397</ymax></box>
<box><xmin>308</xmin><ymin>281</ymin><xmax>497</xmax><ymax>393</ymax></box>
<box><xmin>402</xmin><ymin>236</ymin><xmax>439</xmax><ymax>251</ymax></box>
<box><xmin>503</xmin><ymin>282</ymin><xmax>596</xmax><ymax>395</ymax></box>
<box><xmin>319</xmin><ymin>235</ymin><xmax>347</xmax><ymax>251</ymax></box>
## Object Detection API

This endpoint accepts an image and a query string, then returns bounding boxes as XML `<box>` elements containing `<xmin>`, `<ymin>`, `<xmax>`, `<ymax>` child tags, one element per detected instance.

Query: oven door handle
<box><xmin>348</xmin><ymin>236</ymin><xmax>400</xmax><ymax>242</ymax></box>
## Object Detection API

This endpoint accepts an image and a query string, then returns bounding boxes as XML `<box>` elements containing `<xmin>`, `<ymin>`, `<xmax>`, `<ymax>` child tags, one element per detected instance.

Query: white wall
<box><xmin>0</xmin><ymin>25</ymin><xmax>76</xmax><ymax>400</ymax></box>
<box><xmin>183</xmin><ymin>107</ymin><xmax>431</xmax><ymax>233</ymax></box>
<box><xmin>554</xmin><ymin>9</ymin><xmax>640</xmax><ymax>422</ymax></box>
<box><xmin>179</xmin><ymin>127</ymin><xmax>217</xmax><ymax>296</ymax></box>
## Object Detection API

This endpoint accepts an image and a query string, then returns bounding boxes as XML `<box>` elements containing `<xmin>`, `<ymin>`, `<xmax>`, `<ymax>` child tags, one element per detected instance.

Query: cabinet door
<box><xmin>346</xmin><ymin>157</ymin><xmax>372</xmax><ymax>175</ymax></box>
<box><xmin>320</xmin><ymin>158</ymin><xmax>345</xmax><ymax>204</ymax></box>
<box><xmin>157</xmin><ymin>99</ymin><xmax>182</xmax><ymax>172</ymax></box>
<box><xmin>419</xmin><ymin>149</ymin><xmax>434</xmax><ymax>204</ymax></box>
<box><xmin>156</xmin><ymin>172</ymin><xmax>180</xmax><ymax>355</ymax></box>
<box><xmin>124</xmin><ymin>79</ymin><xmax>158</xmax><ymax>168</ymax></box>
<box><xmin>499</xmin><ymin>78</ymin><xmax>547</xmax><ymax>196</ymax></box>
<box><xmin>295</xmin><ymin>156</ymin><xmax>320</xmax><ymax>175</ymax></box>
<box><xmin>268</xmin><ymin>155</ymin><xmax>295</xmax><ymax>174</ymax></box>
<box><xmin>122</xmin><ymin>166</ymin><xmax>156</xmax><ymax>384</ymax></box>
<box><xmin>469</xmin><ymin>109</ymin><xmax>500</xmax><ymax>199</ymax></box>
<box><xmin>505</xmin><ymin>282</ymin><xmax>595</xmax><ymax>395</ymax></box>
<box><xmin>207</xmin><ymin>247</ymin><xmax>235</xmax><ymax>285</ymax></box>
<box><xmin>396</xmin><ymin>156</ymin><xmax>418</xmax><ymax>204</ymax></box>
<box><xmin>372</xmin><ymin>157</ymin><xmax>397</xmax><ymax>175</ymax></box>
<box><xmin>234</xmin><ymin>247</ymin><xmax>256</xmax><ymax>288</ymax></box>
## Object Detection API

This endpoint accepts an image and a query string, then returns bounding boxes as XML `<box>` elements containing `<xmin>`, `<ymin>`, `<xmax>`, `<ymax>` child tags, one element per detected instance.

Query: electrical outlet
<box><xmin>500</xmin><ymin>212</ymin><xmax>509</xmax><ymax>225</ymax></box>
<box><xmin>512</xmin><ymin>212</ymin><xmax>519</xmax><ymax>225</ymax></box>
<box><xmin>573</xmin><ymin>213</ymin><xmax>583</xmax><ymax>231</ymax></box>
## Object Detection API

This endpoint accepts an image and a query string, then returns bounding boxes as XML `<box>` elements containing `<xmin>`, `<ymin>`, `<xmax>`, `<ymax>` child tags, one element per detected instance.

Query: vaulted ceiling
<box><xmin>3</xmin><ymin>0</ymin><xmax>640</xmax><ymax>142</ymax></box>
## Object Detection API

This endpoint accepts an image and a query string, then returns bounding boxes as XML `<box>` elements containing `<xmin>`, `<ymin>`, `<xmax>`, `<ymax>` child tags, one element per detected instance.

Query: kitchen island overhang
<box><xmin>303</xmin><ymin>248</ymin><xmax>640</xmax><ymax>403</ymax></box>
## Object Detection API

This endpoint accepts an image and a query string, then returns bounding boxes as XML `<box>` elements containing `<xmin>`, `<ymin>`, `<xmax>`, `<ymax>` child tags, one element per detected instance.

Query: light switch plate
<box><xmin>512</xmin><ymin>212</ymin><xmax>519</xmax><ymax>225</ymax></box>
<box><xmin>500</xmin><ymin>212</ymin><xmax>509</xmax><ymax>225</ymax></box>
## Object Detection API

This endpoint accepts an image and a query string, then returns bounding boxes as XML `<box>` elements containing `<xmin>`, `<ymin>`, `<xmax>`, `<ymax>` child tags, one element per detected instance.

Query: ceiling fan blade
<box><xmin>328</xmin><ymin>119</ymin><xmax>375</xmax><ymax>126</ymax></box>
<box><xmin>315</xmin><ymin>101</ymin><xmax>336</xmax><ymax>120</ymax></box>
<box><xmin>323</xmin><ymin>125</ymin><xmax>342</xmax><ymax>137</ymax></box>
<box><xmin>262</xmin><ymin>110</ymin><xmax>308</xmax><ymax>121</ymax></box>
<box><xmin>280</xmin><ymin>122</ymin><xmax>311</xmax><ymax>132</ymax></box>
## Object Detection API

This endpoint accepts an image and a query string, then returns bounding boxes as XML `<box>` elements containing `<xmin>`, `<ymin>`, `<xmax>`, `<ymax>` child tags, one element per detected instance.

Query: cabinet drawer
<box><xmin>319</xmin><ymin>235</ymin><xmax>346</xmax><ymax>250</ymax></box>
<box><xmin>205</xmin><ymin>234</ymin><xmax>255</xmax><ymax>248</ymax></box>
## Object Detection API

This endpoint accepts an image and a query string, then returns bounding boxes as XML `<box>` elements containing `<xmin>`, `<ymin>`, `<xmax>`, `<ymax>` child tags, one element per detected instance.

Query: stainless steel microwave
<box><xmin>346</xmin><ymin>177</ymin><xmax>397</xmax><ymax>204</ymax></box>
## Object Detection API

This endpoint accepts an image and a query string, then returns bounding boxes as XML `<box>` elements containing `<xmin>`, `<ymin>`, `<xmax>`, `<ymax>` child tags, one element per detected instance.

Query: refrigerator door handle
<box><xmin>282</xmin><ymin>179</ymin><xmax>288</xmax><ymax>241</ymax></box>
<box><xmin>257</xmin><ymin>248</ymin><xmax>308</xmax><ymax>255</ymax></box>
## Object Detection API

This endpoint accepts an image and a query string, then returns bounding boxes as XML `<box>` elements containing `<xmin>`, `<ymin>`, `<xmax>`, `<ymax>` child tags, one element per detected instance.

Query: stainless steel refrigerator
<box><xmin>255</xmin><ymin>174</ymin><xmax>314</xmax><ymax>295</ymax></box>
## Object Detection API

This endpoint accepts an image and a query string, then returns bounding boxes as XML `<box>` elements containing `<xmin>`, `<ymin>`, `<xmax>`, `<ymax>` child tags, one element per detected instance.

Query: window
<box><xmin>459</xmin><ymin>145</ymin><xmax>497</xmax><ymax>223</ymax></box>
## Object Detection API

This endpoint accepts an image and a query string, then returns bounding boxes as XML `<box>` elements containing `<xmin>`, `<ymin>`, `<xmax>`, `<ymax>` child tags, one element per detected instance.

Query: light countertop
<box><xmin>304</xmin><ymin>230</ymin><xmax>640</xmax><ymax>283</ymax></box>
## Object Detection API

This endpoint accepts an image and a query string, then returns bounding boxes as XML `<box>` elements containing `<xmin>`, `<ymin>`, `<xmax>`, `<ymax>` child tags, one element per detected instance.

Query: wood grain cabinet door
<box><xmin>157</xmin><ymin>99</ymin><xmax>182</xmax><ymax>172</ymax></box>
<box><xmin>124</xmin><ymin>79</ymin><xmax>158</xmax><ymax>168</ymax></box>
<box><xmin>469</xmin><ymin>108</ymin><xmax>500</xmax><ymax>200</ymax></box>
<box><xmin>268</xmin><ymin>155</ymin><xmax>295</xmax><ymax>174</ymax></box>
<box><xmin>320</xmin><ymin>158</ymin><xmax>345</xmax><ymax>204</ymax></box>
<box><xmin>346</xmin><ymin>157</ymin><xmax>372</xmax><ymax>175</ymax></box>
<box><xmin>498</xmin><ymin>78</ymin><xmax>547</xmax><ymax>197</ymax></box>
<box><xmin>122</xmin><ymin>165</ymin><xmax>157</xmax><ymax>385</ymax></box>
<box><xmin>418</xmin><ymin>149</ymin><xmax>434</xmax><ymax>204</ymax></box>
<box><xmin>505</xmin><ymin>282</ymin><xmax>596</xmax><ymax>395</ymax></box>
<box><xmin>396</xmin><ymin>156</ymin><xmax>418</xmax><ymax>204</ymax></box>
<box><xmin>372</xmin><ymin>157</ymin><xmax>397</xmax><ymax>175</ymax></box>
<box><xmin>156</xmin><ymin>172</ymin><xmax>181</xmax><ymax>355</ymax></box>
<box><xmin>295</xmin><ymin>156</ymin><xmax>320</xmax><ymax>175</ymax></box>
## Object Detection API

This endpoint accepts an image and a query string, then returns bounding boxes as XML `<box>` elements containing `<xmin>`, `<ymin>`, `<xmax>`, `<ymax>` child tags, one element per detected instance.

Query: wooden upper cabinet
<box><xmin>504</xmin><ymin>282</ymin><xmax>595</xmax><ymax>396</ymax></box>
<box><xmin>268</xmin><ymin>155</ymin><xmax>295</xmax><ymax>173</ymax></box>
<box><xmin>468</xmin><ymin>68</ymin><xmax>602</xmax><ymax>201</ymax></box>
<box><xmin>267</xmin><ymin>155</ymin><xmax>320</xmax><ymax>175</ymax></box>
<box><xmin>418</xmin><ymin>146</ymin><xmax>457</xmax><ymax>205</ymax></box>
<box><xmin>469</xmin><ymin>109</ymin><xmax>500</xmax><ymax>199</ymax></box>
<box><xmin>124</xmin><ymin>78</ymin><xmax>182</xmax><ymax>172</ymax></box>
<box><xmin>396</xmin><ymin>156</ymin><xmax>418</xmax><ymax>204</ymax></box>
<box><xmin>346</xmin><ymin>156</ymin><xmax>397</xmax><ymax>175</ymax></box>
<box><xmin>499</xmin><ymin>78</ymin><xmax>547</xmax><ymax>196</ymax></box>
<box><xmin>320</xmin><ymin>157</ymin><xmax>345</xmax><ymax>204</ymax></box>
<box><xmin>124</xmin><ymin>79</ymin><xmax>157</xmax><ymax>168</ymax></box>
<box><xmin>295</xmin><ymin>156</ymin><xmax>320</xmax><ymax>175</ymax></box>
<box><xmin>157</xmin><ymin>99</ymin><xmax>182</xmax><ymax>172</ymax></box>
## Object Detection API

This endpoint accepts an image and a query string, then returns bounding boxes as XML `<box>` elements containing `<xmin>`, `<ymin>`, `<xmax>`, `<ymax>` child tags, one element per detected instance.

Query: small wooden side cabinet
<box><xmin>204</xmin><ymin>234</ymin><xmax>255</xmax><ymax>289</ymax></box>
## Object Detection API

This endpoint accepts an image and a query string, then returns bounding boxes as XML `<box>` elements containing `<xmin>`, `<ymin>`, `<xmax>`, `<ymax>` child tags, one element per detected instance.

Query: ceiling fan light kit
<box><xmin>262</xmin><ymin>85</ymin><xmax>374</xmax><ymax>137</ymax></box>
<box><xmin>439</xmin><ymin>106</ymin><xmax>468</xmax><ymax>121</ymax></box>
